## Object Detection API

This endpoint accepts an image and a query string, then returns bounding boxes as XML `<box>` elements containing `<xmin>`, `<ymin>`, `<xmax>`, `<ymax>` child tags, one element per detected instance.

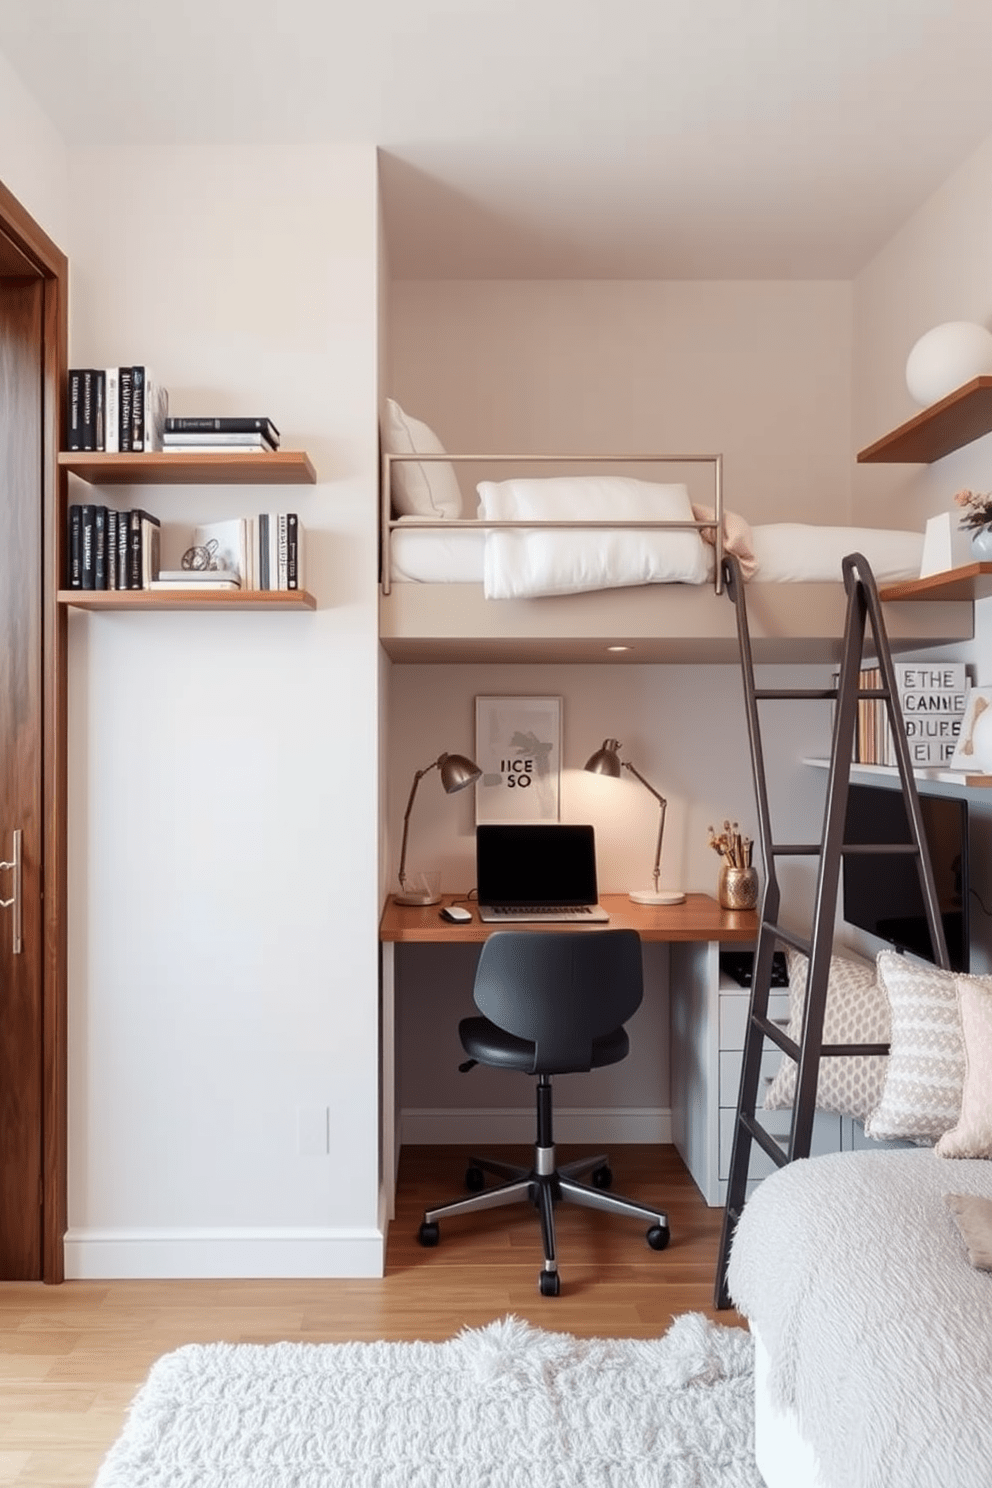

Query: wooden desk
<box><xmin>379</xmin><ymin>893</ymin><xmax>759</xmax><ymax>1215</ymax></box>
<box><xmin>380</xmin><ymin>892</ymin><xmax>758</xmax><ymax>945</ymax></box>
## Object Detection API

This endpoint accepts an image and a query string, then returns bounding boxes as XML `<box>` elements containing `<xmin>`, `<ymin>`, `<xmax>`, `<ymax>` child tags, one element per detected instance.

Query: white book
<box><xmin>144</xmin><ymin>372</ymin><xmax>168</xmax><ymax>452</ymax></box>
<box><xmin>163</xmin><ymin>443</ymin><xmax>268</xmax><ymax>454</ymax></box>
<box><xmin>103</xmin><ymin>367</ymin><xmax>119</xmax><ymax>453</ymax></box>
<box><xmin>149</xmin><ymin>579</ymin><xmax>239</xmax><ymax>591</ymax></box>
<box><xmin>157</xmin><ymin>568</ymin><xmax>241</xmax><ymax>585</ymax></box>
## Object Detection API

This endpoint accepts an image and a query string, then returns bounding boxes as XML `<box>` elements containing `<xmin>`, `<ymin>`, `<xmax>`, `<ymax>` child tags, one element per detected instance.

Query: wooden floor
<box><xmin>0</xmin><ymin>1144</ymin><xmax>745</xmax><ymax>1487</ymax></box>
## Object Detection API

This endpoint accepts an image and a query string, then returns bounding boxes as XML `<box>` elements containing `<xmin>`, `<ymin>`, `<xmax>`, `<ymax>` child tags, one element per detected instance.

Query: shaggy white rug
<box><xmin>93</xmin><ymin>1312</ymin><xmax>758</xmax><ymax>1487</ymax></box>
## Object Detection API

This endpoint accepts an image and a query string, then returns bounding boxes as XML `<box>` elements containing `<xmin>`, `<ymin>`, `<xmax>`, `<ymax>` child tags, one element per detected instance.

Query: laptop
<box><xmin>476</xmin><ymin>823</ymin><xmax>610</xmax><ymax>923</ymax></box>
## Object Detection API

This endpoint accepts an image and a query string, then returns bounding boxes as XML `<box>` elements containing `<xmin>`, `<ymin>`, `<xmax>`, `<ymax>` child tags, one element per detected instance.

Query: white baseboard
<box><xmin>63</xmin><ymin>1226</ymin><xmax>385</xmax><ymax>1280</ymax></box>
<box><xmin>401</xmin><ymin>1107</ymin><xmax>673</xmax><ymax>1146</ymax></box>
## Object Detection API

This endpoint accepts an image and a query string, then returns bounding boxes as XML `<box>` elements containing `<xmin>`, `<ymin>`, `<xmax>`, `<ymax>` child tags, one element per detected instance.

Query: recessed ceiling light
<box><xmin>606</xmin><ymin>645</ymin><xmax>631</xmax><ymax>653</ymax></box>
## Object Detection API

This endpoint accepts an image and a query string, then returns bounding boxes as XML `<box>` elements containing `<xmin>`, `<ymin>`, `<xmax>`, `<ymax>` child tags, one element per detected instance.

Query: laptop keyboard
<box><xmin>488</xmin><ymin>905</ymin><xmax>598</xmax><ymax>920</ymax></box>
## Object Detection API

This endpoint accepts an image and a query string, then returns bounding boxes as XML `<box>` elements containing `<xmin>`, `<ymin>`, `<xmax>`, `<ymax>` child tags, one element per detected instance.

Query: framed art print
<box><xmin>475</xmin><ymin>696</ymin><xmax>561</xmax><ymax>823</ymax></box>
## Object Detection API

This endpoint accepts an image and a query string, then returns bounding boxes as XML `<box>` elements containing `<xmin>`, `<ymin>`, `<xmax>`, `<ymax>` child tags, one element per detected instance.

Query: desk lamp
<box><xmin>395</xmin><ymin>751</ymin><xmax>482</xmax><ymax>905</ymax></box>
<box><xmin>584</xmin><ymin>738</ymin><xmax>685</xmax><ymax>905</ymax></box>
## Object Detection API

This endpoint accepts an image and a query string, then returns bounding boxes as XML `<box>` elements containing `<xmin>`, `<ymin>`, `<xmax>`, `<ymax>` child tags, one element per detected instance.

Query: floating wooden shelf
<box><xmin>857</xmin><ymin>376</ymin><xmax>992</xmax><ymax>464</ymax></box>
<box><xmin>879</xmin><ymin>562</ymin><xmax>992</xmax><ymax>603</ymax></box>
<box><xmin>58</xmin><ymin>588</ymin><xmax>316</xmax><ymax>612</ymax></box>
<box><xmin>58</xmin><ymin>450</ymin><xmax>316</xmax><ymax>485</ymax></box>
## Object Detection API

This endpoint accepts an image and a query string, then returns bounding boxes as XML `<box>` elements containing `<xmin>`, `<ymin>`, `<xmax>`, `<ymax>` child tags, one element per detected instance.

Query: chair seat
<box><xmin>459</xmin><ymin>1014</ymin><xmax>630</xmax><ymax>1073</ymax></box>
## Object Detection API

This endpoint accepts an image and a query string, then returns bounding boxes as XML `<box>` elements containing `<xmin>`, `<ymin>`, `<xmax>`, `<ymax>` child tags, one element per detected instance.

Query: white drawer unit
<box><xmin>669</xmin><ymin>941</ymin><xmax>892</xmax><ymax>1206</ymax></box>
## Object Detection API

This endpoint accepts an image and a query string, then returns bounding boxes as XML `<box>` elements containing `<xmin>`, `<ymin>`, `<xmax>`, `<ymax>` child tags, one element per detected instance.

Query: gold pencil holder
<box><xmin>718</xmin><ymin>864</ymin><xmax>759</xmax><ymax>911</ymax></box>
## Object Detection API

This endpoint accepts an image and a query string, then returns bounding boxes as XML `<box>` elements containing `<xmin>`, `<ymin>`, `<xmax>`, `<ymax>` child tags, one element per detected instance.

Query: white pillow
<box><xmin>763</xmin><ymin>947</ymin><xmax>890</xmax><ymax>1121</ymax></box>
<box><xmin>936</xmin><ymin>974</ymin><xmax>992</xmax><ymax>1159</ymax></box>
<box><xmin>750</xmin><ymin>525</ymin><xmax>924</xmax><ymax>583</ymax></box>
<box><xmin>382</xmin><ymin>399</ymin><xmax>463</xmax><ymax>519</ymax></box>
<box><xmin>476</xmin><ymin>476</ymin><xmax>709</xmax><ymax>598</ymax></box>
<box><xmin>864</xmin><ymin>950</ymin><xmax>965</xmax><ymax>1143</ymax></box>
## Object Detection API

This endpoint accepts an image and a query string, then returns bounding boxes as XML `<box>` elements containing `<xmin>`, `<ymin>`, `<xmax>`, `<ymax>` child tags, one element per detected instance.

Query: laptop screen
<box><xmin>476</xmin><ymin>824</ymin><xmax>599</xmax><ymax>906</ymax></box>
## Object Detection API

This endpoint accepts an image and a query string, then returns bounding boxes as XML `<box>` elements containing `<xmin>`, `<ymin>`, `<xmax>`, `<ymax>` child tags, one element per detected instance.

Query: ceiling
<box><xmin>2</xmin><ymin>0</ymin><xmax>992</xmax><ymax>279</ymax></box>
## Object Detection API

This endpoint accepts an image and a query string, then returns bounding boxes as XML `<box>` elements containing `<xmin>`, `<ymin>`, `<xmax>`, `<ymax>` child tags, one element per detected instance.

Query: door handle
<box><xmin>0</xmin><ymin>829</ymin><xmax>23</xmax><ymax>954</ymax></box>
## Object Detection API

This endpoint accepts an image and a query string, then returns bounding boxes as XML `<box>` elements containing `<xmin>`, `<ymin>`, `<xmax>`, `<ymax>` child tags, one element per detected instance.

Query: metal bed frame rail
<box><xmin>379</xmin><ymin>451</ymin><xmax>724</xmax><ymax>597</ymax></box>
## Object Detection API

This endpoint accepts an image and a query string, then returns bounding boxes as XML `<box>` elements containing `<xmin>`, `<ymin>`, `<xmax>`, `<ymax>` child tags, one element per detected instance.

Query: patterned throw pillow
<box><xmin>936</xmin><ymin>975</ymin><xmax>992</xmax><ymax>1159</ymax></box>
<box><xmin>763</xmin><ymin>947</ymin><xmax>890</xmax><ymax>1120</ymax></box>
<box><xmin>864</xmin><ymin>951</ymin><xmax>964</xmax><ymax>1142</ymax></box>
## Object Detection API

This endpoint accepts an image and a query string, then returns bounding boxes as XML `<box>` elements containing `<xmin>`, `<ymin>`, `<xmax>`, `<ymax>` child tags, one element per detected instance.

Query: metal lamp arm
<box><xmin>397</xmin><ymin>760</ymin><xmax>439</xmax><ymax>890</ymax></box>
<box><xmin>623</xmin><ymin>762</ymin><xmax>668</xmax><ymax>893</ymax></box>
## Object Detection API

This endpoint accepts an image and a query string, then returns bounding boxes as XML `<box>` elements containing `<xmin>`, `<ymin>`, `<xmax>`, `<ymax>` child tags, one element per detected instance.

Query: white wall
<box><xmin>385</xmin><ymin>277</ymin><xmax>856</xmax><ymax>1134</ymax></box>
<box><xmin>0</xmin><ymin>47</ymin><xmax>69</xmax><ymax>247</ymax></box>
<box><xmin>63</xmin><ymin>143</ymin><xmax>384</xmax><ymax>1277</ymax></box>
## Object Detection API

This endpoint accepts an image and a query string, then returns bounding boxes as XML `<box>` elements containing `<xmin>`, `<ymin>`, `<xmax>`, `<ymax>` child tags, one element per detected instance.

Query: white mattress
<box><xmin>387</xmin><ymin>522</ymin><xmax>924</xmax><ymax>586</ymax></box>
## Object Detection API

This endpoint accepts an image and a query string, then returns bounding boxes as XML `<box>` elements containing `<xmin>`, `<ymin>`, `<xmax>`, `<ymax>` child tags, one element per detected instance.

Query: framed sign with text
<box><xmin>475</xmin><ymin>696</ymin><xmax>561</xmax><ymax>823</ymax></box>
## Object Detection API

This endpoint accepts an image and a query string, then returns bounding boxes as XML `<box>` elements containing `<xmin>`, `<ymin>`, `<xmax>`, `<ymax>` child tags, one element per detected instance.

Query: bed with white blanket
<box><xmin>378</xmin><ymin>401</ymin><xmax>970</xmax><ymax>664</ymax></box>
<box><xmin>727</xmin><ymin>1148</ymin><xmax>992</xmax><ymax>1488</ymax></box>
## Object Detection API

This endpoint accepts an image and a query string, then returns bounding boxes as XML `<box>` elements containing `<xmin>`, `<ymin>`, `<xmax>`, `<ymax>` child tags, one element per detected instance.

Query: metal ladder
<box><xmin>713</xmin><ymin>551</ymin><xmax>951</xmax><ymax>1311</ymax></box>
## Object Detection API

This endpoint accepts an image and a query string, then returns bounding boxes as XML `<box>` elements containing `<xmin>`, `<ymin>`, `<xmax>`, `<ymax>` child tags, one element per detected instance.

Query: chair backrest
<box><xmin>472</xmin><ymin>929</ymin><xmax>643</xmax><ymax>1074</ymax></box>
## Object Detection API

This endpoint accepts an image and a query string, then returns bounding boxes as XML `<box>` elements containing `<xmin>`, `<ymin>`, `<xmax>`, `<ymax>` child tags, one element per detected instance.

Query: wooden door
<box><xmin>0</xmin><ymin>182</ymin><xmax>67</xmax><ymax>1281</ymax></box>
<box><xmin>0</xmin><ymin>270</ymin><xmax>45</xmax><ymax>1275</ymax></box>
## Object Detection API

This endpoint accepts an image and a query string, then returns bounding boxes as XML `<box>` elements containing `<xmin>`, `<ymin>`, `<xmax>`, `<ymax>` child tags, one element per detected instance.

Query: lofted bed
<box><xmin>377</xmin><ymin>408</ymin><xmax>973</xmax><ymax>664</ymax></box>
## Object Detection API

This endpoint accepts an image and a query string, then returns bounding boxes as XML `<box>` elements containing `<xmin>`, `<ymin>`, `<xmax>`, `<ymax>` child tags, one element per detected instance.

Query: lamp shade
<box><xmin>905</xmin><ymin>322</ymin><xmax>992</xmax><ymax>407</ymax></box>
<box><xmin>438</xmin><ymin>752</ymin><xmax>482</xmax><ymax>793</ymax></box>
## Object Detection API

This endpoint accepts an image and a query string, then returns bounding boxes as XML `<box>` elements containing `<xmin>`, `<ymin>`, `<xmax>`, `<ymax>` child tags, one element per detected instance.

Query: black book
<box><xmin>115</xmin><ymin>508</ymin><xmax>130</xmax><ymax>590</ymax></box>
<box><xmin>80</xmin><ymin>370</ymin><xmax>97</xmax><ymax>451</ymax></box>
<box><xmin>119</xmin><ymin>368</ymin><xmax>134</xmax><ymax>451</ymax></box>
<box><xmin>66</xmin><ymin>504</ymin><xmax>83</xmax><ymax>587</ymax></box>
<box><xmin>66</xmin><ymin>370</ymin><xmax>84</xmax><ymax>451</ymax></box>
<box><xmin>106</xmin><ymin>509</ymin><xmax>118</xmax><ymax>590</ymax></box>
<box><xmin>93</xmin><ymin>505</ymin><xmax>108</xmax><ymax>589</ymax></box>
<box><xmin>128</xmin><ymin>508</ymin><xmax>161</xmax><ymax>589</ymax></box>
<box><xmin>131</xmin><ymin>366</ymin><xmax>145</xmax><ymax>451</ymax></box>
<box><xmin>286</xmin><ymin>512</ymin><xmax>299</xmax><ymax>590</ymax></box>
<box><xmin>165</xmin><ymin>416</ymin><xmax>280</xmax><ymax>444</ymax></box>
<box><xmin>80</xmin><ymin>504</ymin><xmax>96</xmax><ymax>589</ymax></box>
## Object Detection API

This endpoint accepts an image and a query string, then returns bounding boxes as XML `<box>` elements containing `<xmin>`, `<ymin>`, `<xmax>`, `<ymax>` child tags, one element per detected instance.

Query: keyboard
<box><xmin>478</xmin><ymin>904</ymin><xmax>610</xmax><ymax>924</ymax></box>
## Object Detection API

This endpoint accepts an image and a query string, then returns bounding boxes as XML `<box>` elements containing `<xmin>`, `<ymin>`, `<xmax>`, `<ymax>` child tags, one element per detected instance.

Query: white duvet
<box><xmin>476</xmin><ymin>476</ymin><xmax>709</xmax><ymax>599</ymax></box>
<box><xmin>727</xmin><ymin>1148</ymin><xmax>992</xmax><ymax>1488</ymax></box>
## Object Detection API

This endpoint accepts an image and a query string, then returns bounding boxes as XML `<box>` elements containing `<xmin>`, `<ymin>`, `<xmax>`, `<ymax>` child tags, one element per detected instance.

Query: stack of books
<box><xmin>854</xmin><ymin>661</ymin><xmax>970</xmax><ymax>768</ymax></box>
<box><xmin>147</xmin><ymin>514</ymin><xmax>303</xmax><ymax>592</ymax></box>
<box><xmin>66</xmin><ymin>367</ymin><xmax>168</xmax><ymax>452</ymax></box>
<box><xmin>65</xmin><ymin>505</ymin><xmax>161</xmax><ymax>590</ymax></box>
<box><xmin>162</xmin><ymin>416</ymin><xmax>280</xmax><ymax>454</ymax></box>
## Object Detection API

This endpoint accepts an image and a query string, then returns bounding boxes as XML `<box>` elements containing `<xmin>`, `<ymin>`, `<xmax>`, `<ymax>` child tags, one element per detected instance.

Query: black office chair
<box><xmin>416</xmin><ymin>929</ymin><xmax>670</xmax><ymax>1295</ymax></box>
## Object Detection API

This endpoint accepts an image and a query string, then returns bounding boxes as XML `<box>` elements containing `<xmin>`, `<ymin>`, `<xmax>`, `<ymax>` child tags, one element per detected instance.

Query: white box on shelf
<box><xmin>919</xmin><ymin>512</ymin><xmax>973</xmax><ymax>577</ymax></box>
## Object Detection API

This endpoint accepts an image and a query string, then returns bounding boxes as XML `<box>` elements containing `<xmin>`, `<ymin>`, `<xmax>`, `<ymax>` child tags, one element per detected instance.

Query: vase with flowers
<box><xmin>708</xmin><ymin>819</ymin><xmax>759</xmax><ymax>910</ymax></box>
<box><xmin>953</xmin><ymin>488</ymin><xmax>992</xmax><ymax>562</ymax></box>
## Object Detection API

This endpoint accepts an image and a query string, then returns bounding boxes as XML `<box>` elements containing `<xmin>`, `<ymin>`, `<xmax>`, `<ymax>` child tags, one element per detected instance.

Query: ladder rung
<box><xmin>770</xmin><ymin>843</ymin><xmax>823</xmax><ymax>856</ymax></box>
<box><xmin>761</xmin><ymin>923</ymin><xmax>810</xmax><ymax>957</ymax></box>
<box><xmin>840</xmin><ymin>842</ymin><xmax>921</xmax><ymax>856</ymax></box>
<box><xmin>751</xmin><ymin>1015</ymin><xmax>796</xmax><ymax>1057</ymax></box>
<box><xmin>740</xmin><ymin>1113</ymin><xmax>788</xmax><ymax>1169</ymax></box>
<box><xmin>821</xmin><ymin>1042</ymin><xmax>890</xmax><ymax>1058</ymax></box>
<box><xmin>754</xmin><ymin>688</ymin><xmax>838</xmax><ymax>701</ymax></box>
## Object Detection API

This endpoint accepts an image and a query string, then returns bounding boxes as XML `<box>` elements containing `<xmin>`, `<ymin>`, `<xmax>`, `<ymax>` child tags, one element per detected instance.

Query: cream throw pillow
<box><xmin>382</xmin><ymin>399</ymin><xmax>464</xmax><ymax>519</ymax></box>
<box><xmin>936</xmin><ymin>975</ymin><xmax>992</xmax><ymax>1159</ymax></box>
<box><xmin>864</xmin><ymin>951</ymin><xmax>964</xmax><ymax>1143</ymax></box>
<box><xmin>763</xmin><ymin>947</ymin><xmax>889</xmax><ymax>1121</ymax></box>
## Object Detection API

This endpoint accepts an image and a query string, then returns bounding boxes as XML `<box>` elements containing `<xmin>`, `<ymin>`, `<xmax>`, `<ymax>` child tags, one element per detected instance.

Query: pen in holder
<box><xmin>708</xmin><ymin>819</ymin><xmax>759</xmax><ymax>911</ymax></box>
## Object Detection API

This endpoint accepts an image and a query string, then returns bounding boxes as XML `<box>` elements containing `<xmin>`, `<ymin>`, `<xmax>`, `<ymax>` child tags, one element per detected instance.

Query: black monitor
<box><xmin>842</xmin><ymin>782</ymin><xmax>969</xmax><ymax>972</ymax></box>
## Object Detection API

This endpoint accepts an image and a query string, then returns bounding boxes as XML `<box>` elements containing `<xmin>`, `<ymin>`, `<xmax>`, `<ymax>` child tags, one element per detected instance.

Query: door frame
<box><xmin>0</xmin><ymin>176</ymin><xmax>68</xmax><ymax>1281</ymax></box>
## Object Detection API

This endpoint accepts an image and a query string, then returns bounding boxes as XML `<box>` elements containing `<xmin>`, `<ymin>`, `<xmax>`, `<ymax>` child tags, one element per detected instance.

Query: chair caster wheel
<box><xmin>539</xmin><ymin>1270</ymin><xmax>561</xmax><ymax>1297</ymax></box>
<box><xmin>465</xmin><ymin>1165</ymin><xmax>485</xmax><ymax>1192</ymax></box>
<box><xmin>591</xmin><ymin>1164</ymin><xmax>613</xmax><ymax>1189</ymax></box>
<box><xmin>646</xmin><ymin>1224</ymin><xmax>670</xmax><ymax>1251</ymax></box>
<box><xmin>417</xmin><ymin>1221</ymin><xmax>440</xmax><ymax>1247</ymax></box>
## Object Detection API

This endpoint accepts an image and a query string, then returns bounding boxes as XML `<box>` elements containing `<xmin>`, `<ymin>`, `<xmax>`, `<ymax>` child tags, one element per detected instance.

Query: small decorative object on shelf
<box><xmin>954</xmin><ymin>488</ymin><xmax>992</xmax><ymax>561</ymax></box>
<box><xmin>708</xmin><ymin>819</ymin><xmax>759</xmax><ymax>910</ymax></box>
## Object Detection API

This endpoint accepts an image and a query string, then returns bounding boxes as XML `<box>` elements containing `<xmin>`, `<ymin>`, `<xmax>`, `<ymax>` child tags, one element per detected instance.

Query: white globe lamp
<box><xmin>905</xmin><ymin>321</ymin><xmax>992</xmax><ymax>407</ymax></box>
